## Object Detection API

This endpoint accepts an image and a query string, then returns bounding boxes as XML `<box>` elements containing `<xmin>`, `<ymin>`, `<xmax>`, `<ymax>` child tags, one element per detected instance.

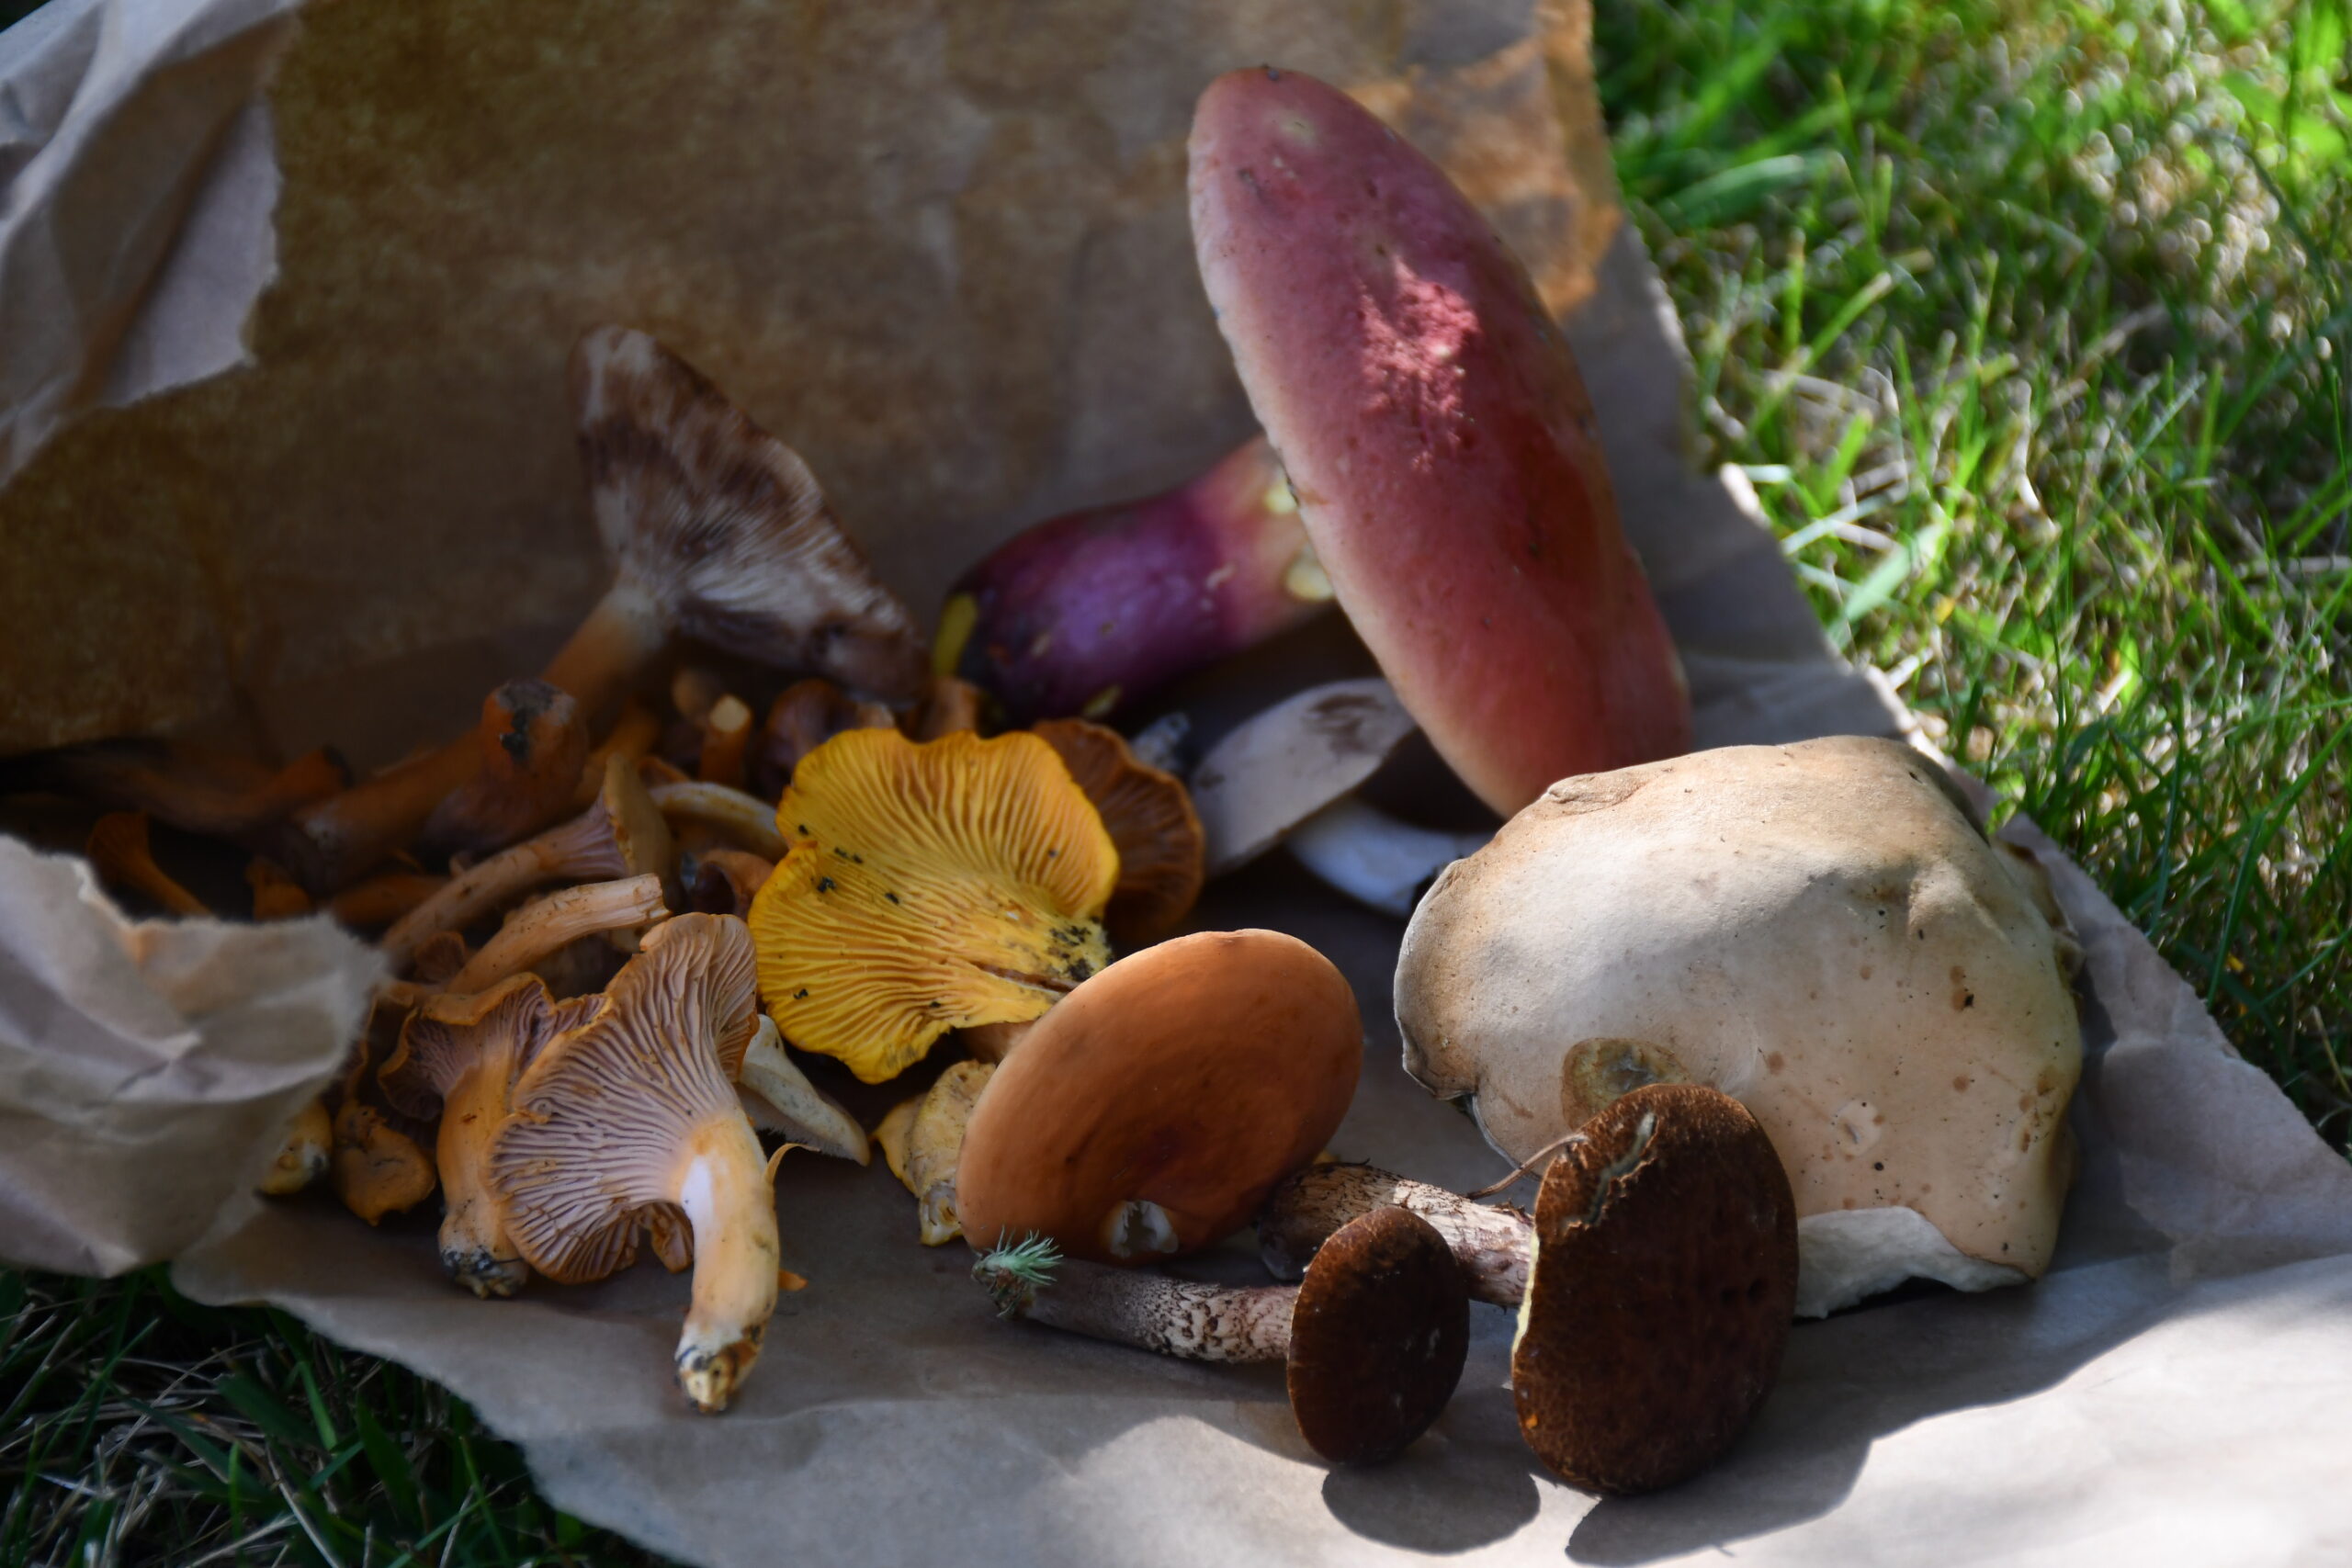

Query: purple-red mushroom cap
<box><xmin>1188</xmin><ymin>68</ymin><xmax>1690</xmax><ymax>817</ymax></box>
<box><xmin>938</xmin><ymin>436</ymin><xmax>1334</xmax><ymax>725</ymax></box>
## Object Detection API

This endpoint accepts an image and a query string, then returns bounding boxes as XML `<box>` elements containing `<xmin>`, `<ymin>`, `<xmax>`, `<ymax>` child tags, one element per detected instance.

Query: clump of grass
<box><xmin>1598</xmin><ymin>0</ymin><xmax>2352</xmax><ymax>1145</ymax></box>
<box><xmin>0</xmin><ymin>1269</ymin><xmax>666</xmax><ymax>1566</ymax></box>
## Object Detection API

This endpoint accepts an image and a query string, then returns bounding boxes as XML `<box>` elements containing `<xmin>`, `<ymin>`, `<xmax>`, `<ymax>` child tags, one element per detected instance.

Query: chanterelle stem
<box><xmin>974</xmin><ymin>1241</ymin><xmax>1294</xmax><ymax>1362</ymax></box>
<box><xmin>1259</xmin><ymin>1164</ymin><xmax>1532</xmax><ymax>1306</ymax></box>
<box><xmin>673</xmin><ymin>1112</ymin><xmax>781</xmax><ymax>1415</ymax></box>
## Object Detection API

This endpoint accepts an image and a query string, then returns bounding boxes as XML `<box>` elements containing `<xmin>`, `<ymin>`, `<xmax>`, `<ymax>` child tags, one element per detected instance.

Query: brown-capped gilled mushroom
<box><xmin>955</xmin><ymin>929</ymin><xmax>1361</xmax><ymax>1264</ymax></box>
<box><xmin>753</xmin><ymin>677</ymin><xmax>897</xmax><ymax>797</ymax></box>
<box><xmin>487</xmin><ymin>914</ymin><xmax>779</xmax><ymax>1413</ymax></box>
<box><xmin>687</xmin><ymin>848</ymin><xmax>775</xmax><ymax>919</ymax></box>
<box><xmin>1032</xmin><ymin>718</ymin><xmax>1206</xmax><ymax>946</ymax></box>
<box><xmin>85</xmin><ymin>812</ymin><xmax>208</xmax><ymax>918</ymax></box>
<box><xmin>973</xmin><ymin>1205</ymin><xmax>1467</xmax><ymax>1465</ymax></box>
<box><xmin>557</xmin><ymin>327</ymin><xmax>926</xmax><ymax>719</ymax></box>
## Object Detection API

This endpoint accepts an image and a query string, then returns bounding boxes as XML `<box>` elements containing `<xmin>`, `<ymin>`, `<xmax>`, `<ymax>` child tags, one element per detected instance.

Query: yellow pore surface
<box><xmin>748</xmin><ymin>728</ymin><xmax>1118</xmax><ymax>1082</ymax></box>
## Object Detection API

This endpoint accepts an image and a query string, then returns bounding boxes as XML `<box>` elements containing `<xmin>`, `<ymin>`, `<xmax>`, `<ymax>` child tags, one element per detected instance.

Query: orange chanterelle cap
<box><xmin>956</xmin><ymin>929</ymin><xmax>1363</xmax><ymax>1264</ymax></box>
<box><xmin>747</xmin><ymin>728</ymin><xmax>1118</xmax><ymax>1084</ymax></box>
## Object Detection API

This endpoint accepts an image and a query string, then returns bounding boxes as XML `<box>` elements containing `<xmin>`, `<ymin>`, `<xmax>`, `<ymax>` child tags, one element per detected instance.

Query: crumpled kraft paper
<box><xmin>3</xmin><ymin>0</ymin><xmax>2348</xmax><ymax>1563</ymax></box>
<box><xmin>0</xmin><ymin>837</ymin><xmax>378</xmax><ymax>1275</ymax></box>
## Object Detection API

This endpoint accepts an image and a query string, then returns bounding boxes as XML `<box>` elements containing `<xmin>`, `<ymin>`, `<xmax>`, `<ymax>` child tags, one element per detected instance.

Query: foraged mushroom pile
<box><xmin>7</xmin><ymin>67</ymin><xmax>2084</xmax><ymax>1489</ymax></box>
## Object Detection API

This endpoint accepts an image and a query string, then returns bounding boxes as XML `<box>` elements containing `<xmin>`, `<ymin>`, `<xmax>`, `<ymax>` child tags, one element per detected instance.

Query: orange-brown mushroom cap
<box><xmin>956</xmin><ymin>928</ymin><xmax>1362</xmax><ymax>1264</ymax></box>
<box><xmin>747</xmin><ymin>728</ymin><xmax>1117</xmax><ymax>1084</ymax></box>
<box><xmin>1033</xmin><ymin>718</ymin><xmax>1205</xmax><ymax>947</ymax></box>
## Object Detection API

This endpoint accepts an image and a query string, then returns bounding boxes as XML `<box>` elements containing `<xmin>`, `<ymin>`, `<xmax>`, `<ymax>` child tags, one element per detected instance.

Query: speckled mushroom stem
<box><xmin>975</xmin><ymin>1247</ymin><xmax>1295</xmax><ymax>1362</ymax></box>
<box><xmin>1260</xmin><ymin>1164</ymin><xmax>1531</xmax><ymax>1306</ymax></box>
<box><xmin>672</xmin><ymin>1112</ymin><xmax>782</xmax><ymax>1414</ymax></box>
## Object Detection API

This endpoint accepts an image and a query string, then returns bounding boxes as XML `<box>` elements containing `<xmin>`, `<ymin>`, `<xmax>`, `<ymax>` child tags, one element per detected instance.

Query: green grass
<box><xmin>1600</xmin><ymin>0</ymin><xmax>2351</xmax><ymax>1142</ymax></box>
<box><xmin>5</xmin><ymin>0</ymin><xmax>2348</xmax><ymax>1562</ymax></box>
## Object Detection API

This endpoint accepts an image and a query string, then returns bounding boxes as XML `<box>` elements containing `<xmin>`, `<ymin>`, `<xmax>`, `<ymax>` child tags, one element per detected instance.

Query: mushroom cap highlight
<box><xmin>747</xmin><ymin>728</ymin><xmax>1117</xmax><ymax>1084</ymax></box>
<box><xmin>1397</xmin><ymin>736</ymin><xmax>2083</xmax><ymax>1302</ymax></box>
<box><xmin>1290</xmin><ymin>1205</ymin><xmax>1470</xmax><ymax>1466</ymax></box>
<box><xmin>569</xmin><ymin>327</ymin><xmax>925</xmax><ymax>702</ymax></box>
<box><xmin>1510</xmin><ymin>1084</ymin><xmax>1798</xmax><ymax>1495</ymax></box>
<box><xmin>1189</xmin><ymin>68</ymin><xmax>1690</xmax><ymax>817</ymax></box>
<box><xmin>956</xmin><ymin>928</ymin><xmax>1363</xmax><ymax>1263</ymax></box>
<box><xmin>1033</xmin><ymin>718</ymin><xmax>1206</xmax><ymax>946</ymax></box>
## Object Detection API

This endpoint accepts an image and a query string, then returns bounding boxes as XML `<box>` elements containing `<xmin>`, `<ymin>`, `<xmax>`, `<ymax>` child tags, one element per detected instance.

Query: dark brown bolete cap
<box><xmin>1511</xmin><ymin>1083</ymin><xmax>1797</xmax><ymax>1495</ymax></box>
<box><xmin>1290</xmin><ymin>1205</ymin><xmax>1469</xmax><ymax>1465</ymax></box>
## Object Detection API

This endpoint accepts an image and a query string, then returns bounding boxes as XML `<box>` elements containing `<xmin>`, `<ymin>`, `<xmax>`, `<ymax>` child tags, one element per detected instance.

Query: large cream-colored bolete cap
<box><xmin>1396</xmin><ymin>736</ymin><xmax>2081</xmax><ymax>1315</ymax></box>
<box><xmin>748</xmin><ymin>728</ymin><xmax>1117</xmax><ymax>1084</ymax></box>
<box><xmin>957</xmin><ymin>929</ymin><xmax>1361</xmax><ymax>1264</ymax></box>
<box><xmin>488</xmin><ymin>913</ymin><xmax>777</xmax><ymax>1413</ymax></box>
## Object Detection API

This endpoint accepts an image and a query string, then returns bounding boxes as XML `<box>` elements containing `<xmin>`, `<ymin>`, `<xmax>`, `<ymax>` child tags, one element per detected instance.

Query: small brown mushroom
<box><xmin>379</xmin><ymin>753</ymin><xmax>673</xmax><ymax>971</ymax></box>
<box><xmin>488</xmin><ymin>914</ymin><xmax>777</xmax><ymax>1413</ymax></box>
<box><xmin>415</xmin><ymin>679</ymin><xmax>593</xmax><ymax>863</ymax></box>
<box><xmin>256</xmin><ymin>1099</ymin><xmax>334</xmax><ymax>1196</ymax></box>
<box><xmin>900</xmin><ymin>675</ymin><xmax>988</xmax><ymax>742</ymax></box>
<box><xmin>267</xmin><ymin>680</ymin><xmax>578</xmax><ymax>894</ymax></box>
<box><xmin>326</xmin><ymin>870</ymin><xmax>449</xmax><ymax>931</ymax></box>
<box><xmin>688</xmin><ymin>849</ymin><xmax>775</xmax><ymax>919</ymax></box>
<box><xmin>2</xmin><ymin>739</ymin><xmax>347</xmax><ymax>839</ymax></box>
<box><xmin>1034</xmin><ymin>717</ymin><xmax>1206</xmax><ymax>946</ymax></box>
<box><xmin>571</xmin><ymin>699</ymin><xmax>663</xmax><ymax>812</ymax></box>
<box><xmin>379</xmin><ymin>974</ymin><xmax>590</xmax><ymax>1297</ymax></box>
<box><xmin>85</xmin><ymin>813</ymin><xmax>208</xmax><ymax>918</ymax></box>
<box><xmin>754</xmin><ymin>677</ymin><xmax>896</xmax><ymax>797</ymax></box>
<box><xmin>973</xmin><ymin>1206</ymin><xmax>1468</xmax><ymax>1465</ymax></box>
<box><xmin>245</xmin><ymin>858</ymin><xmax>314</xmax><ymax>920</ymax></box>
<box><xmin>330</xmin><ymin>1006</ymin><xmax>438</xmax><ymax>1224</ymax></box>
<box><xmin>955</xmin><ymin>930</ymin><xmax>1360</xmax><ymax>1263</ymax></box>
<box><xmin>696</xmin><ymin>695</ymin><xmax>754</xmax><ymax>790</ymax></box>
<box><xmin>555</xmin><ymin>326</ymin><xmax>926</xmax><ymax>720</ymax></box>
